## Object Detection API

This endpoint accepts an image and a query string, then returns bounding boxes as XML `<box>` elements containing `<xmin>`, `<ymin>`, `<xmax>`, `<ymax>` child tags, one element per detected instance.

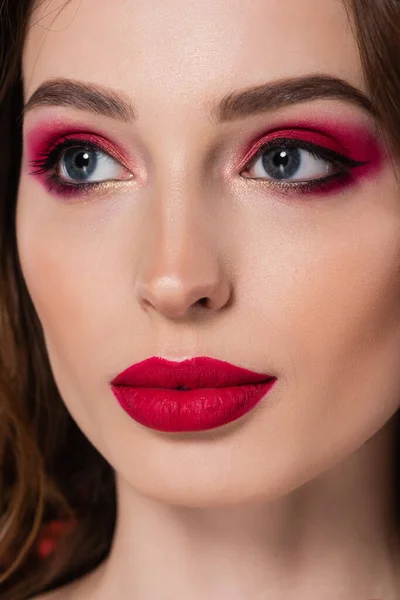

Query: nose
<box><xmin>135</xmin><ymin>183</ymin><xmax>232</xmax><ymax>321</ymax></box>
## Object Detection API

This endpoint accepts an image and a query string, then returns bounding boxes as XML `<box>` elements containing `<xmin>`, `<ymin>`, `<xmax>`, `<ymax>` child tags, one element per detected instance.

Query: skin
<box><xmin>18</xmin><ymin>0</ymin><xmax>400</xmax><ymax>598</ymax></box>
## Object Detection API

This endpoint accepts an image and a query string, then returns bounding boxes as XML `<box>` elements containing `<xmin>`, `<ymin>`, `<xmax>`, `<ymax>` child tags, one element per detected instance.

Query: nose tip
<box><xmin>137</xmin><ymin>273</ymin><xmax>232</xmax><ymax>320</ymax></box>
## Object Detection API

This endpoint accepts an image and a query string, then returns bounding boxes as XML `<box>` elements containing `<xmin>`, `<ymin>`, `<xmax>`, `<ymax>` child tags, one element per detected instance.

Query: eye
<box><xmin>28</xmin><ymin>136</ymin><xmax>134</xmax><ymax>196</ymax></box>
<box><xmin>245</xmin><ymin>145</ymin><xmax>334</xmax><ymax>182</ymax></box>
<box><xmin>57</xmin><ymin>145</ymin><xmax>127</xmax><ymax>184</ymax></box>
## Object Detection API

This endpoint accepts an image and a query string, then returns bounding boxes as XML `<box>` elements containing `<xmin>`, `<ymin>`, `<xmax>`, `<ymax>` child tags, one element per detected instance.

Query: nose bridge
<box><xmin>135</xmin><ymin>158</ymin><xmax>232</xmax><ymax>319</ymax></box>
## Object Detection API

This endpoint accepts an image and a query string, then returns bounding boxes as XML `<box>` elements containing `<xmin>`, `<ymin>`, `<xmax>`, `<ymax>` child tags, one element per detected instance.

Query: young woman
<box><xmin>1</xmin><ymin>0</ymin><xmax>400</xmax><ymax>598</ymax></box>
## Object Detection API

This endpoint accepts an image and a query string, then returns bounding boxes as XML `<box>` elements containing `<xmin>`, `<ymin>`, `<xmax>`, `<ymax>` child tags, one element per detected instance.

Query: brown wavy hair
<box><xmin>0</xmin><ymin>0</ymin><xmax>399</xmax><ymax>598</ymax></box>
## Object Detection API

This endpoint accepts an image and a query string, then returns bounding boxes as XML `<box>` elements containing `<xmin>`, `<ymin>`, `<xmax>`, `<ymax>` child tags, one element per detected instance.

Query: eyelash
<box><xmin>241</xmin><ymin>137</ymin><xmax>365</xmax><ymax>192</ymax></box>
<box><xmin>29</xmin><ymin>137</ymin><xmax>124</xmax><ymax>198</ymax></box>
<box><xmin>29</xmin><ymin>135</ymin><xmax>365</xmax><ymax>198</ymax></box>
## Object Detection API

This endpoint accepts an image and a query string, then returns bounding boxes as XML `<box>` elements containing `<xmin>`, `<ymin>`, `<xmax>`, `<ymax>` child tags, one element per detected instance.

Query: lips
<box><xmin>110</xmin><ymin>356</ymin><xmax>277</xmax><ymax>432</ymax></box>
<box><xmin>110</xmin><ymin>356</ymin><xmax>274</xmax><ymax>389</ymax></box>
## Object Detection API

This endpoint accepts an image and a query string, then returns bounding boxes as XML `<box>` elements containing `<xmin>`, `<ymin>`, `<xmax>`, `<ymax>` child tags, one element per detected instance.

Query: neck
<box><xmin>77</xmin><ymin>417</ymin><xmax>400</xmax><ymax>600</ymax></box>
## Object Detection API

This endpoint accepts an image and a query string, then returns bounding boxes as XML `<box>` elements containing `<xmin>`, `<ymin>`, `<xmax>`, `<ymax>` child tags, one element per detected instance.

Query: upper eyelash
<box><xmin>241</xmin><ymin>137</ymin><xmax>367</xmax><ymax>176</ymax></box>
<box><xmin>28</xmin><ymin>137</ymin><xmax>111</xmax><ymax>176</ymax></box>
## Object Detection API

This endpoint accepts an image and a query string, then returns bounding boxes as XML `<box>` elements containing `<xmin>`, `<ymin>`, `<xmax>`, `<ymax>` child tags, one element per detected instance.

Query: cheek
<box><xmin>230</xmin><ymin>188</ymin><xmax>400</xmax><ymax>490</ymax></box>
<box><xmin>261</xmin><ymin>195</ymin><xmax>400</xmax><ymax>445</ymax></box>
<box><xmin>293</xmin><ymin>236</ymin><xmax>400</xmax><ymax>392</ymax></box>
<box><xmin>15</xmin><ymin>184</ymin><xmax>118</xmax><ymax>379</ymax></box>
<box><xmin>17</xmin><ymin>226</ymin><xmax>84</xmax><ymax>349</ymax></box>
<box><xmin>301</xmin><ymin>218</ymin><xmax>400</xmax><ymax>366</ymax></box>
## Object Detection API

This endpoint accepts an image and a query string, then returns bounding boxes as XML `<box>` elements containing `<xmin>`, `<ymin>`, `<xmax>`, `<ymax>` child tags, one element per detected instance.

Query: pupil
<box><xmin>274</xmin><ymin>151</ymin><xmax>289</xmax><ymax>167</ymax></box>
<box><xmin>76</xmin><ymin>151</ymin><xmax>90</xmax><ymax>169</ymax></box>
<box><xmin>262</xmin><ymin>147</ymin><xmax>301</xmax><ymax>180</ymax></box>
<box><xmin>64</xmin><ymin>147</ymin><xmax>97</xmax><ymax>181</ymax></box>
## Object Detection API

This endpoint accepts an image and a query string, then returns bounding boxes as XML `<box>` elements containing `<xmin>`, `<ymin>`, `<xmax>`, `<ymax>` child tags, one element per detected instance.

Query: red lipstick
<box><xmin>110</xmin><ymin>356</ymin><xmax>277</xmax><ymax>432</ymax></box>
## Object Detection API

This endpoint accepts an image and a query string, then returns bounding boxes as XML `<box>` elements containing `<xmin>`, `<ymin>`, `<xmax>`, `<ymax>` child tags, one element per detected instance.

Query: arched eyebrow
<box><xmin>214</xmin><ymin>74</ymin><xmax>374</xmax><ymax>121</ymax></box>
<box><xmin>23</xmin><ymin>74</ymin><xmax>374</xmax><ymax>124</ymax></box>
<box><xmin>23</xmin><ymin>78</ymin><xmax>136</xmax><ymax>122</ymax></box>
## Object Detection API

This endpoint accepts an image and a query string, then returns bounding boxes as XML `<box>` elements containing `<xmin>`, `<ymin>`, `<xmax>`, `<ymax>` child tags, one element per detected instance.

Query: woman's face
<box><xmin>17</xmin><ymin>0</ymin><xmax>400</xmax><ymax>506</ymax></box>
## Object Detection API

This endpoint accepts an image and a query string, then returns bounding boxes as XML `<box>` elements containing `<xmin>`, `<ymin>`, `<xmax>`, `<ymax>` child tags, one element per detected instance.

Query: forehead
<box><xmin>23</xmin><ymin>0</ymin><xmax>364</xmax><ymax>110</ymax></box>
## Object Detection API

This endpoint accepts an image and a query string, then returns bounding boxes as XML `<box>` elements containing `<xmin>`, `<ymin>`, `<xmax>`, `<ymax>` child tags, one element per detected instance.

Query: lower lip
<box><xmin>111</xmin><ymin>379</ymin><xmax>277</xmax><ymax>432</ymax></box>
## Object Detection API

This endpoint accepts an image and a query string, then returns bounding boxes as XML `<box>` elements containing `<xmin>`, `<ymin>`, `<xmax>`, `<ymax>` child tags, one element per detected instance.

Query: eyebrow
<box><xmin>215</xmin><ymin>75</ymin><xmax>374</xmax><ymax>121</ymax></box>
<box><xmin>23</xmin><ymin>78</ymin><xmax>136</xmax><ymax>122</ymax></box>
<box><xmin>23</xmin><ymin>74</ymin><xmax>375</xmax><ymax>124</ymax></box>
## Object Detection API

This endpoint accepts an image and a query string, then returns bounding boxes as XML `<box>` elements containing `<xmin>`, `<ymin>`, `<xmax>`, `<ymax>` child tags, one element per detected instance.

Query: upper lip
<box><xmin>110</xmin><ymin>356</ymin><xmax>275</xmax><ymax>389</ymax></box>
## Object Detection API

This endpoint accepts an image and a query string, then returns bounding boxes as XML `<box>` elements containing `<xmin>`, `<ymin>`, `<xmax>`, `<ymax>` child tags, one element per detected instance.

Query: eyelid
<box><xmin>29</xmin><ymin>136</ymin><xmax>133</xmax><ymax>181</ymax></box>
<box><xmin>52</xmin><ymin>136</ymin><xmax>130</xmax><ymax>169</ymax></box>
<box><xmin>28</xmin><ymin>130</ymin><xmax>134</xmax><ymax>172</ymax></box>
<box><xmin>237</xmin><ymin>128</ymin><xmax>352</xmax><ymax>172</ymax></box>
<box><xmin>238</xmin><ymin>137</ymin><xmax>366</xmax><ymax>178</ymax></box>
